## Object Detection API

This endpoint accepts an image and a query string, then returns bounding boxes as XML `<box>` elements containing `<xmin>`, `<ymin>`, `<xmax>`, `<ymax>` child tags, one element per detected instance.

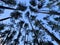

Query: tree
<box><xmin>0</xmin><ymin>0</ymin><xmax>60</xmax><ymax>45</ymax></box>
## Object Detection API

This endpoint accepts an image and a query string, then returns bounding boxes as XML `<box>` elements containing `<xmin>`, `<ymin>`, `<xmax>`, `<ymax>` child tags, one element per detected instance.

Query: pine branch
<box><xmin>38</xmin><ymin>11</ymin><xmax>60</xmax><ymax>15</ymax></box>
<box><xmin>0</xmin><ymin>6</ymin><xmax>17</xmax><ymax>10</ymax></box>
<box><xmin>0</xmin><ymin>17</ymin><xmax>11</xmax><ymax>21</ymax></box>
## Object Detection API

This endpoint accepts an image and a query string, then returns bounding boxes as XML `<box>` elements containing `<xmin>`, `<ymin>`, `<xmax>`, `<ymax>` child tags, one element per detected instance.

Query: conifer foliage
<box><xmin>0</xmin><ymin>0</ymin><xmax>60</xmax><ymax>45</ymax></box>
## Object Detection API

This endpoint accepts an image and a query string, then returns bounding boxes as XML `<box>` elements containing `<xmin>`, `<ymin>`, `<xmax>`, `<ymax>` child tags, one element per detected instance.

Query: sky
<box><xmin>0</xmin><ymin>0</ymin><xmax>60</xmax><ymax>45</ymax></box>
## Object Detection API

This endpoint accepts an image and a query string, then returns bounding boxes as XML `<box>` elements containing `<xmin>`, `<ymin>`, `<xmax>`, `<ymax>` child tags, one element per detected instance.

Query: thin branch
<box><xmin>0</xmin><ymin>6</ymin><xmax>17</xmax><ymax>10</ymax></box>
<box><xmin>0</xmin><ymin>17</ymin><xmax>11</xmax><ymax>21</ymax></box>
<box><xmin>38</xmin><ymin>11</ymin><xmax>60</xmax><ymax>15</ymax></box>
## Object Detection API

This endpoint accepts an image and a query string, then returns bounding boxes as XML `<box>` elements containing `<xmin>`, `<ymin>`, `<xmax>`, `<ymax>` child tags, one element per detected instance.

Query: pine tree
<box><xmin>0</xmin><ymin>0</ymin><xmax>60</xmax><ymax>45</ymax></box>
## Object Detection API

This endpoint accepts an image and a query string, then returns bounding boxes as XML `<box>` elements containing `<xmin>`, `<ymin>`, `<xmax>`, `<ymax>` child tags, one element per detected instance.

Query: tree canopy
<box><xmin>0</xmin><ymin>0</ymin><xmax>60</xmax><ymax>45</ymax></box>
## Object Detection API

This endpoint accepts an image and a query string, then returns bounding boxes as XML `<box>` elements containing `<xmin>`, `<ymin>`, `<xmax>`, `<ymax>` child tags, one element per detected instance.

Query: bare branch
<box><xmin>0</xmin><ymin>17</ymin><xmax>11</xmax><ymax>21</ymax></box>
<box><xmin>38</xmin><ymin>11</ymin><xmax>60</xmax><ymax>15</ymax></box>
<box><xmin>0</xmin><ymin>6</ymin><xmax>17</xmax><ymax>10</ymax></box>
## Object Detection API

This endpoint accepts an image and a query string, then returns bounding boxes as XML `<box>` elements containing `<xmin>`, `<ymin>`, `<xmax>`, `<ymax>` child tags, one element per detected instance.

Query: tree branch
<box><xmin>38</xmin><ymin>11</ymin><xmax>60</xmax><ymax>15</ymax></box>
<box><xmin>0</xmin><ymin>6</ymin><xmax>17</xmax><ymax>10</ymax></box>
<box><xmin>0</xmin><ymin>17</ymin><xmax>11</xmax><ymax>21</ymax></box>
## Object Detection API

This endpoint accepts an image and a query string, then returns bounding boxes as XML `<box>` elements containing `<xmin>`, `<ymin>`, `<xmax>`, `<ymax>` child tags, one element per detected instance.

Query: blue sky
<box><xmin>0</xmin><ymin>0</ymin><xmax>60</xmax><ymax>45</ymax></box>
